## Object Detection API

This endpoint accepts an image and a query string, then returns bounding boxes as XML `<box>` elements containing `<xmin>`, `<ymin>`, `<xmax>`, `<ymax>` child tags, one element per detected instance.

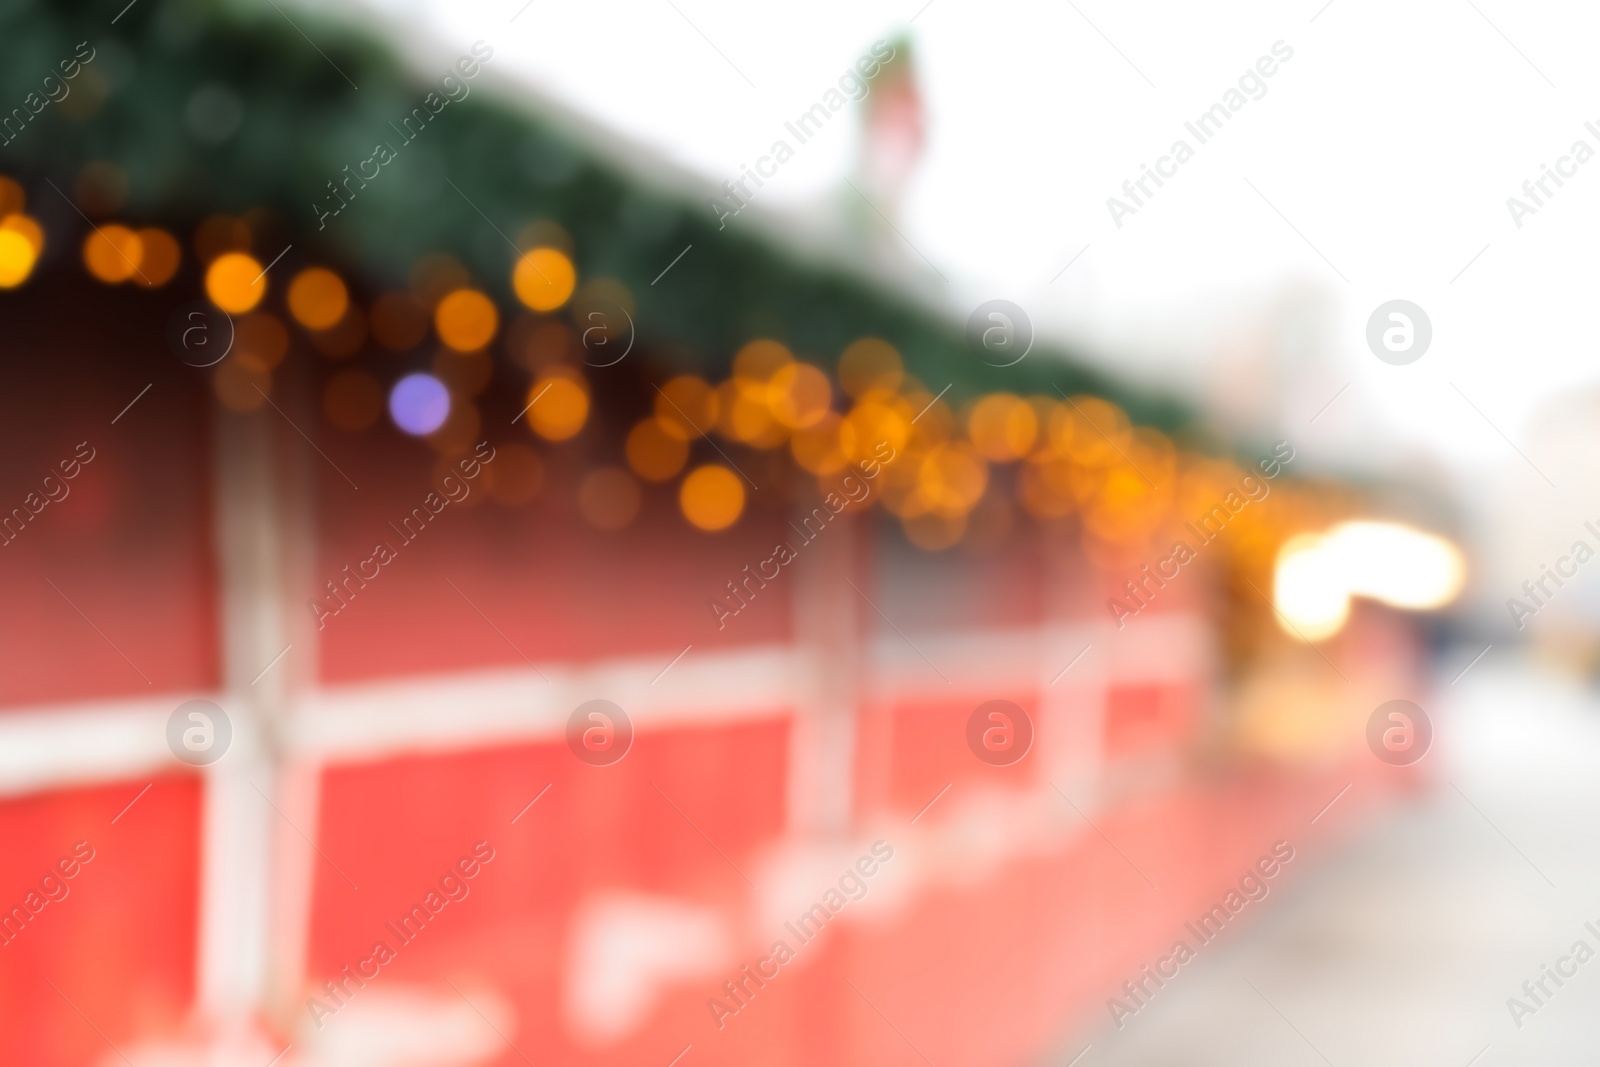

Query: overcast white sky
<box><xmin>345</xmin><ymin>0</ymin><xmax>1600</xmax><ymax>497</ymax></box>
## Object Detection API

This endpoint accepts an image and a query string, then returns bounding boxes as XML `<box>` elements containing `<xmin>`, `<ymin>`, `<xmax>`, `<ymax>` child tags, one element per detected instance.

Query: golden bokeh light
<box><xmin>435</xmin><ymin>288</ymin><xmax>499</xmax><ymax>352</ymax></box>
<box><xmin>526</xmin><ymin>373</ymin><xmax>589</xmax><ymax>441</ymax></box>
<box><xmin>768</xmin><ymin>362</ymin><xmax>832</xmax><ymax>429</ymax></box>
<box><xmin>680</xmin><ymin>464</ymin><xmax>745</xmax><ymax>531</ymax></box>
<box><xmin>205</xmin><ymin>251</ymin><xmax>267</xmax><ymax>312</ymax></box>
<box><xmin>1049</xmin><ymin>395</ymin><xmax>1131</xmax><ymax>465</ymax></box>
<box><xmin>655</xmin><ymin>375</ymin><xmax>719</xmax><ymax>439</ymax></box>
<box><xmin>0</xmin><ymin>228</ymin><xmax>36</xmax><ymax>288</ymax></box>
<box><xmin>837</xmin><ymin>337</ymin><xmax>903</xmax><ymax>398</ymax></box>
<box><xmin>132</xmin><ymin>228</ymin><xmax>180</xmax><ymax>287</ymax></box>
<box><xmin>732</xmin><ymin>338</ymin><xmax>793</xmax><ymax>382</ymax></box>
<box><xmin>791</xmin><ymin>412</ymin><xmax>855</xmax><ymax>475</ymax></box>
<box><xmin>902</xmin><ymin>384</ymin><xmax>955</xmax><ymax>442</ymax></box>
<box><xmin>717</xmin><ymin>378</ymin><xmax>787</xmax><ymax>447</ymax></box>
<box><xmin>1018</xmin><ymin>451</ymin><xmax>1075</xmax><ymax>518</ymax></box>
<box><xmin>83</xmin><ymin>224</ymin><xmax>143</xmax><ymax>284</ymax></box>
<box><xmin>625</xmin><ymin>418</ymin><xmax>690</xmax><ymax>482</ymax></box>
<box><xmin>512</xmin><ymin>247</ymin><xmax>577</xmax><ymax>311</ymax></box>
<box><xmin>579</xmin><ymin>467</ymin><xmax>642</xmax><ymax>531</ymax></box>
<box><xmin>1081</xmin><ymin>465</ymin><xmax>1162</xmax><ymax>547</ymax></box>
<box><xmin>3</xmin><ymin>213</ymin><xmax>44</xmax><ymax>254</ymax></box>
<box><xmin>878</xmin><ymin>456</ymin><xmax>926</xmax><ymax>518</ymax></box>
<box><xmin>914</xmin><ymin>442</ymin><xmax>989</xmax><ymax>517</ymax></box>
<box><xmin>967</xmin><ymin>393</ymin><xmax>1038</xmax><ymax>461</ymax></box>
<box><xmin>288</xmin><ymin>267</ymin><xmax>350</xmax><ymax>331</ymax></box>
<box><xmin>843</xmin><ymin>396</ymin><xmax>912</xmax><ymax>460</ymax></box>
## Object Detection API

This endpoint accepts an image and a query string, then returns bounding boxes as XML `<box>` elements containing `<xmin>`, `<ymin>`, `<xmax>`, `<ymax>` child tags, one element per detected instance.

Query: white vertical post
<box><xmin>196</xmin><ymin>400</ymin><xmax>281</xmax><ymax>1028</ymax></box>
<box><xmin>200</xmin><ymin>367</ymin><xmax>324</xmax><ymax>1039</ymax></box>
<box><xmin>786</xmin><ymin>506</ymin><xmax>860</xmax><ymax>838</ymax></box>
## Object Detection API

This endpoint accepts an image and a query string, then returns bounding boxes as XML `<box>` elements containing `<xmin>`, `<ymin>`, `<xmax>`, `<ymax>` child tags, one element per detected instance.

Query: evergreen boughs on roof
<box><xmin>0</xmin><ymin>0</ymin><xmax>1198</xmax><ymax>432</ymax></box>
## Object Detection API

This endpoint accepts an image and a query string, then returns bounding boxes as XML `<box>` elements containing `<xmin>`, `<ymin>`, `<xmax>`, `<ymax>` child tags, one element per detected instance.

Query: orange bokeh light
<box><xmin>626</xmin><ymin>418</ymin><xmax>690</xmax><ymax>482</ymax></box>
<box><xmin>0</xmin><ymin>229</ymin><xmax>36</xmax><ymax>288</ymax></box>
<box><xmin>679</xmin><ymin>464</ymin><xmax>745</xmax><ymax>531</ymax></box>
<box><xmin>837</xmin><ymin>337</ymin><xmax>903</xmax><ymax>398</ymax></box>
<box><xmin>132</xmin><ymin>228</ymin><xmax>180</xmax><ymax>287</ymax></box>
<box><xmin>512</xmin><ymin>247</ymin><xmax>577</xmax><ymax>312</ymax></box>
<box><xmin>655</xmin><ymin>375</ymin><xmax>719</xmax><ymax>440</ymax></box>
<box><xmin>83</xmin><ymin>224</ymin><xmax>143</xmax><ymax>284</ymax></box>
<box><xmin>732</xmin><ymin>338</ymin><xmax>792</xmax><ymax>382</ymax></box>
<box><xmin>205</xmin><ymin>251</ymin><xmax>267</xmax><ymax>312</ymax></box>
<box><xmin>435</xmin><ymin>288</ymin><xmax>499</xmax><ymax>352</ymax></box>
<box><xmin>3</xmin><ymin>213</ymin><xmax>44</xmax><ymax>255</ymax></box>
<box><xmin>288</xmin><ymin>267</ymin><xmax>350</xmax><ymax>330</ymax></box>
<box><xmin>768</xmin><ymin>362</ymin><xmax>832</xmax><ymax>429</ymax></box>
<box><xmin>967</xmin><ymin>393</ymin><xmax>1038</xmax><ymax>461</ymax></box>
<box><xmin>526</xmin><ymin>373</ymin><xmax>589</xmax><ymax>441</ymax></box>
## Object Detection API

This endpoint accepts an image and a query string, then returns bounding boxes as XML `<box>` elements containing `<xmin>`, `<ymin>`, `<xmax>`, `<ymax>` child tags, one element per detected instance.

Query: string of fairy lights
<box><xmin>0</xmin><ymin>172</ymin><xmax>1353</xmax><ymax>566</ymax></box>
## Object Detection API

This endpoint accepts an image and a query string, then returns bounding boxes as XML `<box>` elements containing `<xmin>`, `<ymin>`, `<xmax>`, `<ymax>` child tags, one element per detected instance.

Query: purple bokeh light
<box><xmin>388</xmin><ymin>373</ymin><xmax>450</xmax><ymax>436</ymax></box>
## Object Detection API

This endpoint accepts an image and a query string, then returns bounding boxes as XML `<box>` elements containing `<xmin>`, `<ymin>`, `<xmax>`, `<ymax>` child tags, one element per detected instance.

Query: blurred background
<box><xmin>0</xmin><ymin>0</ymin><xmax>1595</xmax><ymax>1064</ymax></box>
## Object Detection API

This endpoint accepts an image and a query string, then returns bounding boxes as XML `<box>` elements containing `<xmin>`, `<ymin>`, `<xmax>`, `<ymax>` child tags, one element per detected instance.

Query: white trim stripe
<box><xmin>289</xmin><ymin>643</ymin><xmax>804</xmax><ymax>764</ymax></box>
<box><xmin>0</xmin><ymin>696</ymin><xmax>196</xmax><ymax>798</ymax></box>
<box><xmin>0</xmin><ymin>612</ymin><xmax>1211</xmax><ymax>793</ymax></box>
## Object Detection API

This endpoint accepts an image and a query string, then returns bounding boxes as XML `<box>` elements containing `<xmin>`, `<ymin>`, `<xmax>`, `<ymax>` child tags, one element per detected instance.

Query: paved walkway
<box><xmin>1050</xmin><ymin>657</ymin><xmax>1600</xmax><ymax>1066</ymax></box>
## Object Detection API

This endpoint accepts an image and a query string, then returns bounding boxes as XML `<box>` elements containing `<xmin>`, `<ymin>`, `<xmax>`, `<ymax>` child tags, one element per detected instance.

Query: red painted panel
<box><xmin>1104</xmin><ymin>683</ymin><xmax>1195</xmax><ymax>758</ymax></box>
<box><xmin>870</xmin><ymin>694</ymin><xmax>1043</xmax><ymax>814</ymax></box>
<box><xmin>312</xmin><ymin>440</ymin><xmax>797</xmax><ymax>683</ymax></box>
<box><xmin>0</xmin><ymin>774</ymin><xmax>202</xmax><ymax>1067</ymax></box>
<box><xmin>0</xmin><ymin>295</ymin><xmax>217</xmax><ymax>708</ymax></box>
<box><xmin>305</xmin><ymin>719</ymin><xmax>789</xmax><ymax>1063</ymax></box>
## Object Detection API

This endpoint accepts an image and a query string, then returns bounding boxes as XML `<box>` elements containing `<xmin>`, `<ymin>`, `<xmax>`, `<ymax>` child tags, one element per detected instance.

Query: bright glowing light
<box><xmin>512</xmin><ymin>247</ymin><xmax>576</xmax><ymax>311</ymax></box>
<box><xmin>0</xmin><ymin>228</ymin><xmax>37</xmax><ymax>288</ymax></box>
<box><xmin>389</xmin><ymin>373</ymin><xmax>451</xmax><ymax>436</ymax></box>
<box><xmin>1273</xmin><ymin>521</ymin><xmax>1465</xmax><ymax>641</ymax></box>
<box><xmin>205</xmin><ymin>251</ymin><xmax>266</xmax><ymax>312</ymax></box>
<box><xmin>1329</xmin><ymin>521</ymin><xmax>1467</xmax><ymax>610</ymax></box>
<box><xmin>3</xmin><ymin>213</ymin><xmax>44</xmax><ymax>255</ymax></box>
<box><xmin>1273</xmin><ymin>533</ymin><xmax>1352</xmax><ymax>641</ymax></box>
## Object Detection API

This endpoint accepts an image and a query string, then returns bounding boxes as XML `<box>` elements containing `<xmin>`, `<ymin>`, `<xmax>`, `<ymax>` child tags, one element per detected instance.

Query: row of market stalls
<box><xmin>0</xmin><ymin>3</ymin><xmax>1437</xmax><ymax>1065</ymax></box>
